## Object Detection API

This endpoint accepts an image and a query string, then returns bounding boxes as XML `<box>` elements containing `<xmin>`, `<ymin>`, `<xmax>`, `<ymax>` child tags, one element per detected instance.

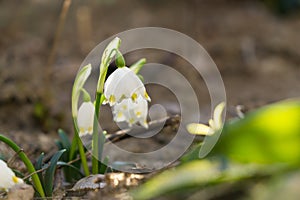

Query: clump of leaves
<box><xmin>213</xmin><ymin>99</ymin><xmax>300</xmax><ymax>164</ymax></box>
<box><xmin>35</xmin><ymin>150</ymin><xmax>66</xmax><ymax>197</ymax></box>
<box><xmin>55</xmin><ymin>129</ymin><xmax>84</xmax><ymax>183</ymax></box>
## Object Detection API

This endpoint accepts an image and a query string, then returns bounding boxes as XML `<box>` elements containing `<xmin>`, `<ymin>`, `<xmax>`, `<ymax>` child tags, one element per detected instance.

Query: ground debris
<box><xmin>67</xmin><ymin>173</ymin><xmax>144</xmax><ymax>198</ymax></box>
<box><xmin>6</xmin><ymin>183</ymin><xmax>34</xmax><ymax>200</ymax></box>
<box><xmin>69</xmin><ymin>174</ymin><xmax>106</xmax><ymax>192</ymax></box>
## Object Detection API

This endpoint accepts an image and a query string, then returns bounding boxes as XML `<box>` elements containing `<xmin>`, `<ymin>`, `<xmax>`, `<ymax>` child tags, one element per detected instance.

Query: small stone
<box><xmin>7</xmin><ymin>183</ymin><xmax>34</xmax><ymax>200</ymax></box>
<box><xmin>70</xmin><ymin>174</ymin><xmax>106</xmax><ymax>192</ymax></box>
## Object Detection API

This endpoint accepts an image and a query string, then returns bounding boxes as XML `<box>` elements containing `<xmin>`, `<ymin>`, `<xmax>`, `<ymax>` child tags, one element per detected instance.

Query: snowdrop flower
<box><xmin>113</xmin><ymin>96</ymin><xmax>149</xmax><ymax>128</ymax></box>
<box><xmin>77</xmin><ymin>101</ymin><xmax>95</xmax><ymax>136</ymax></box>
<box><xmin>187</xmin><ymin>102</ymin><xmax>225</xmax><ymax>135</ymax></box>
<box><xmin>103</xmin><ymin>67</ymin><xmax>150</xmax><ymax>106</ymax></box>
<box><xmin>0</xmin><ymin>160</ymin><xmax>24</xmax><ymax>191</ymax></box>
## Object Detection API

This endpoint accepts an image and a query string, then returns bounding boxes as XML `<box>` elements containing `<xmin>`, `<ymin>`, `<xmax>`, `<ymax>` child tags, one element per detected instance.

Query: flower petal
<box><xmin>113</xmin><ymin>96</ymin><xmax>149</xmax><ymax>128</ymax></box>
<box><xmin>77</xmin><ymin>102</ymin><xmax>95</xmax><ymax>135</ymax></box>
<box><xmin>0</xmin><ymin>160</ymin><xmax>23</xmax><ymax>191</ymax></box>
<box><xmin>104</xmin><ymin>67</ymin><xmax>149</xmax><ymax>105</ymax></box>
<box><xmin>213</xmin><ymin>102</ymin><xmax>225</xmax><ymax>130</ymax></box>
<box><xmin>208</xmin><ymin>119</ymin><xmax>215</xmax><ymax>129</ymax></box>
<box><xmin>186</xmin><ymin>123</ymin><xmax>214</xmax><ymax>135</ymax></box>
<box><xmin>113</xmin><ymin>98</ymin><xmax>131</xmax><ymax>122</ymax></box>
<box><xmin>134</xmin><ymin>96</ymin><xmax>149</xmax><ymax>128</ymax></box>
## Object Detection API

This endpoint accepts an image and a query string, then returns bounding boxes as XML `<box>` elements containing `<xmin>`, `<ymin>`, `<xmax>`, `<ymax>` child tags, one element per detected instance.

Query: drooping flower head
<box><xmin>0</xmin><ymin>160</ymin><xmax>24</xmax><ymax>191</ymax></box>
<box><xmin>103</xmin><ymin>67</ymin><xmax>151</xmax><ymax>128</ymax></box>
<box><xmin>103</xmin><ymin>67</ymin><xmax>150</xmax><ymax>106</ymax></box>
<box><xmin>77</xmin><ymin>101</ymin><xmax>95</xmax><ymax>136</ymax></box>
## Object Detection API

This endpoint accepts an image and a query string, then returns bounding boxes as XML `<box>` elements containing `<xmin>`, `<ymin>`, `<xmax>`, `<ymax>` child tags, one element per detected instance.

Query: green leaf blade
<box><xmin>44</xmin><ymin>149</ymin><xmax>66</xmax><ymax>197</ymax></box>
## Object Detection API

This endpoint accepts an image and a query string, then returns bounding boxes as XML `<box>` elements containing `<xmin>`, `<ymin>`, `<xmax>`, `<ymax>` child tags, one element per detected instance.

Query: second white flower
<box><xmin>113</xmin><ymin>96</ymin><xmax>149</xmax><ymax>128</ymax></box>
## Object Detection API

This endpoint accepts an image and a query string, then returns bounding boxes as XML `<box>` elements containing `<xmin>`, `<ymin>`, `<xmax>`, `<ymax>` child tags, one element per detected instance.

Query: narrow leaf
<box><xmin>58</xmin><ymin>129</ymin><xmax>71</xmax><ymax>150</ymax></box>
<box><xmin>57</xmin><ymin>161</ymin><xmax>84</xmax><ymax>177</ymax></box>
<box><xmin>44</xmin><ymin>149</ymin><xmax>66</xmax><ymax>196</ymax></box>
<box><xmin>130</xmin><ymin>58</ymin><xmax>146</xmax><ymax>74</ymax></box>
<box><xmin>35</xmin><ymin>153</ymin><xmax>45</xmax><ymax>189</ymax></box>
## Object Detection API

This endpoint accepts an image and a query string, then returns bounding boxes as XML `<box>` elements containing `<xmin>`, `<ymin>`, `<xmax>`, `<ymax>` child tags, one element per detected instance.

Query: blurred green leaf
<box><xmin>133</xmin><ymin>99</ymin><xmax>300</xmax><ymax>199</ymax></box>
<box><xmin>132</xmin><ymin>160</ymin><xmax>221</xmax><ymax>200</ymax></box>
<box><xmin>132</xmin><ymin>160</ymin><xmax>280</xmax><ymax>200</ymax></box>
<box><xmin>247</xmin><ymin>170</ymin><xmax>300</xmax><ymax>200</ymax></box>
<box><xmin>180</xmin><ymin>143</ymin><xmax>202</xmax><ymax>163</ymax></box>
<box><xmin>58</xmin><ymin>129</ymin><xmax>71</xmax><ymax>148</ymax></box>
<box><xmin>57</xmin><ymin>129</ymin><xmax>71</xmax><ymax>159</ymax></box>
<box><xmin>55</xmin><ymin>140</ymin><xmax>63</xmax><ymax>150</ymax></box>
<box><xmin>212</xmin><ymin>99</ymin><xmax>300</xmax><ymax>165</ymax></box>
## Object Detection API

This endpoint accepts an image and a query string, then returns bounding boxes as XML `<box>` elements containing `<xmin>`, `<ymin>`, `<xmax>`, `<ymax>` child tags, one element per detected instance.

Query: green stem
<box><xmin>0</xmin><ymin>134</ymin><xmax>45</xmax><ymax>198</ymax></box>
<box><xmin>69</xmin><ymin>135</ymin><xmax>77</xmax><ymax>160</ymax></box>
<box><xmin>92</xmin><ymin>92</ymin><xmax>102</xmax><ymax>174</ymax></box>
<box><xmin>93</xmin><ymin>47</ymin><xmax>115</xmax><ymax>173</ymax></box>
<box><xmin>72</xmin><ymin>121</ymin><xmax>90</xmax><ymax>176</ymax></box>
<box><xmin>95</xmin><ymin>92</ymin><xmax>102</xmax><ymax>118</ymax></box>
<box><xmin>97</xmin><ymin>65</ymin><xmax>108</xmax><ymax>94</ymax></box>
<box><xmin>76</xmin><ymin>133</ymin><xmax>90</xmax><ymax>176</ymax></box>
<box><xmin>92</xmin><ymin>115</ymin><xmax>99</xmax><ymax>174</ymax></box>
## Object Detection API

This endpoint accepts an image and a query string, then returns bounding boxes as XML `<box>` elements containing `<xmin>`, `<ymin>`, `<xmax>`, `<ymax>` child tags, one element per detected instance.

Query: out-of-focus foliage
<box><xmin>133</xmin><ymin>99</ymin><xmax>300</xmax><ymax>199</ymax></box>
<box><xmin>213</xmin><ymin>99</ymin><xmax>300</xmax><ymax>164</ymax></box>
<box><xmin>131</xmin><ymin>160</ymin><xmax>286</xmax><ymax>200</ymax></box>
<box><xmin>246</xmin><ymin>170</ymin><xmax>300</xmax><ymax>200</ymax></box>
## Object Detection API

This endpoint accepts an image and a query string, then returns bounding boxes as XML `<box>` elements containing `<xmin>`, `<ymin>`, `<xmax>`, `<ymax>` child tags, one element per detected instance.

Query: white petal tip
<box><xmin>186</xmin><ymin>123</ymin><xmax>213</xmax><ymax>135</ymax></box>
<box><xmin>141</xmin><ymin>122</ymin><xmax>148</xmax><ymax>129</ymax></box>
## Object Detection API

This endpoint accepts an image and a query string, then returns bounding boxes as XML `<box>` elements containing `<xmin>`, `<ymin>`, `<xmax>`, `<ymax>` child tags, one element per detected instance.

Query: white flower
<box><xmin>113</xmin><ymin>96</ymin><xmax>149</xmax><ymax>128</ymax></box>
<box><xmin>103</xmin><ymin>67</ymin><xmax>151</xmax><ymax>128</ymax></box>
<box><xmin>187</xmin><ymin>102</ymin><xmax>225</xmax><ymax>135</ymax></box>
<box><xmin>0</xmin><ymin>160</ymin><xmax>24</xmax><ymax>191</ymax></box>
<box><xmin>77</xmin><ymin>102</ymin><xmax>95</xmax><ymax>136</ymax></box>
<box><xmin>103</xmin><ymin>67</ymin><xmax>150</xmax><ymax>106</ymax></box>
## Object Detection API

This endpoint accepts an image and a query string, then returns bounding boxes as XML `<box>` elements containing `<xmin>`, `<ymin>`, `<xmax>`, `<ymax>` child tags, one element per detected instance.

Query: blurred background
<box><xmin>1</xmin><ymin>0</ymin><xmax>300</xmax><ymax>133</ymax></box>
<box><xmin>1</xmin><ymin>0</ymin><xmax>300</xmax><ymax>135</ymax></box>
